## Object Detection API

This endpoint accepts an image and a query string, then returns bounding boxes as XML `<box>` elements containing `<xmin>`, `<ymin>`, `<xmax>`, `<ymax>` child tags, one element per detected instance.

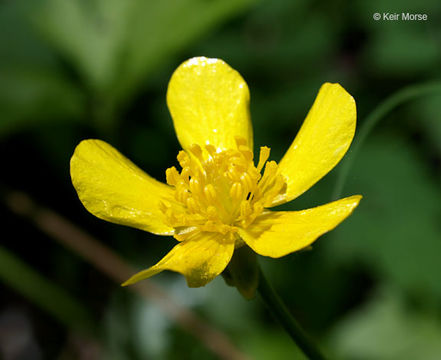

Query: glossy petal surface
<box><xmin>273</xmin><ymin>83</ymin><xmax>356</xmax><ymax>205</ymax></box>
<box><xmin>70</xmin><ymin>139</ymin><xmax>177</xmax><ymax>235</ymax></box>
<box><xmin>167</xmin><ymin>57</ymin><xmax>253</xmax><ymax>151</ymax></box>
<box><xmin>122</xmin><ymin>232</ymin><xmax>235</xmax><ymax>287</ymax></box>
<box><xmin>239</xmin><ymin>195</ymin><xmax>362</xmax><ymax>258</ymax></box>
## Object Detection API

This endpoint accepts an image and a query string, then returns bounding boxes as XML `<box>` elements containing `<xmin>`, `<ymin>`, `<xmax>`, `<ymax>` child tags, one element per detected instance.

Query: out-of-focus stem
<box><xmin>257</xmin><ymin>267</ymin><xmax>327</xmax><ymax>360</ymax></box>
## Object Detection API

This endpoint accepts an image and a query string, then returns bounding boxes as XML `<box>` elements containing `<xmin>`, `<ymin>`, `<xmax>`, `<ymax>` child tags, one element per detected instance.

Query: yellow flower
<box><xmin>70</xmin><ymin>57</ymin><xmax>361</xmax><ymax>288</ymax></box>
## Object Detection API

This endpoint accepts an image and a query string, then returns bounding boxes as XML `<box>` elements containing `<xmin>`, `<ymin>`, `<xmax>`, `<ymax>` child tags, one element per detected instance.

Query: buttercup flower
<box><xmin>70</xmin><ymin>57</ymin><xmax>361</xmax><ymax>288</ymax></box>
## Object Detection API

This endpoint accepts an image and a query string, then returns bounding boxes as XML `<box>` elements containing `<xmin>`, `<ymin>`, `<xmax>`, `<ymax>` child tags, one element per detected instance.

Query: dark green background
<box><xmin>1</xmin><ymin>0</ymin><xmax>441</xmax><ymax>359</ymax></box>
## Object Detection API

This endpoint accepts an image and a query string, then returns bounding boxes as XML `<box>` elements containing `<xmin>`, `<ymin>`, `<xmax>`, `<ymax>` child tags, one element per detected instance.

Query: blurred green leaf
<box><xmin>0</xmin><ymin>67</ymin><xmax>84</xmax><ymax>136</ymax></box>
<box><xmin>33</xmin><ymin>0</ymin><xmax>257</xmax><ymax>108</ymax></box>
<box><xmin>0</xmin><ymin>245</ymin><xmax>96</xmax><ymax>334</ymax></box>
<box><xmin>329</xmin><ymin>134</ymin><xmax>441</xmax><ymax>297</ymax></box>
<box><xmin>0</xmin><ymin>2</ymin><xmax>84</xmax><ymax>137</ymax></box>
<box><xmin>329</xmin><ymin>288</ymin><xmax>441</xmax><ymax>360</ymax></box>
<box><xmin>116</xmin><ymin>0</ymin><xmax>257</xmax><ymax>104</ymax></box>
<box><xmin>363</xmin><ymin>25</ymin><xmax>440</xmax><ymax>76</ymax></box>
<box><xmin>34</xmin><ymin>0</ymin><xmax>131</xmax><ymax>92</ymax></box>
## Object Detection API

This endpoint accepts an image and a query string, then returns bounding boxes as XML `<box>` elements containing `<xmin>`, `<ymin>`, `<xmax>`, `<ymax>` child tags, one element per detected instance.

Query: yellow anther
<box><xmin>226</xmin><ymin>165</ymin><xmax>241</xmax><ymax>182</ymax></box>
<box><xmin>189</xmin><ymin>178</ymin><xmax>202</xmax><ymax>197</ymax></box>
<box><xmin>230</xmin><ymin>182</ymin><xmax>243</xmax><ymax>201</ymax></box>
<box><xmin>189</xmin><ymin>144</ymin><xmax>204</xmax><ymax>161</ymax></box>
<box><xmin>240</xmin><ymin>172</ymin><xmax>254</xmax><ymax>193</ymax></box>
<box><xmin>177</xmin><ymin>150</ymin><xmax>190</xmax><ymax>167</ymax></box>
<box><xmin>259</xmin><ymin>161</ymin><xmax>278</xmax><ymax>190</ymax></box>
<box><xmin>180</xmin><ymin>166</ymin><xmax>191</xmax><ymax>181</ymax></box>
<box><xmin>204</xmin><ymin>184</ymin><xmax>217</xmax><ymax>203</ymax></box>
<box><xmin>165</xmin><ymin>166</ymin><xmax>180</xmax><ymax>186</ymax></box>
<box><xmin>176</xmin><ymin>188</ymin><xmax>190</xmax><ymax>203</ymax></box>
<box><xmin>264</xmin><ymin>160</ymin><xmax>278</xmax><ymax>177</ymax></box>
<box><xmin>257</xmin><ymin>146</ymin><xmax>271</xmax><ymax>172</ymax></box>
<box><xmin>205</xmin><ymin>144</ymin><xmax>217</xmax><ymax>156</ymax></box>
<box><xmin>186</xmin><ymin>197</ymin><xmax>198</xmax><ymax>213</ymax></box>
<box><xmin>240</xmin><ymin>201</ymin><xmax>251</xmax><ymax>217</ymax></box>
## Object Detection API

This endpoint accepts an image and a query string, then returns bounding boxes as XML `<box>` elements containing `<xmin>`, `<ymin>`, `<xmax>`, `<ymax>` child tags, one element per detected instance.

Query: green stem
<box><xmin>332</xmin><ymin>82</ymin><xmax>441</xmax><ymax>200</ymax></box>
<box><xmin>257</xmin><ymin>267</ymin><xmax>327</xmax><ymax>360</ymax></box>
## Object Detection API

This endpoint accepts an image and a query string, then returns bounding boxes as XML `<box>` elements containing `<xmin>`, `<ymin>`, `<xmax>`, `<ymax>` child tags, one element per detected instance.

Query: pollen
<box><xmin>161</xmin><ymin>137</ymin><xmax>286</xmax><ymax>241</ymax></box>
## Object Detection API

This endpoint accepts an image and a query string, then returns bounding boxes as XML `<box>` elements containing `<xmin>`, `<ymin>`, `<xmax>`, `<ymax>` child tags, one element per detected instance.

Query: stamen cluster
<box><xmin>160</xmin><ymin>138</ymin><xmax>286</xmax><ymax>241</ymax></box>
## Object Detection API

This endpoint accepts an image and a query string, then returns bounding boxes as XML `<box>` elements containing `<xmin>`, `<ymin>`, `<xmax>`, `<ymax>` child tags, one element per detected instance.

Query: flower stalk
<box><xmin>257</xmin><ymin>267</ymin><xmax>327</xmax><ymax>360</ymax></box>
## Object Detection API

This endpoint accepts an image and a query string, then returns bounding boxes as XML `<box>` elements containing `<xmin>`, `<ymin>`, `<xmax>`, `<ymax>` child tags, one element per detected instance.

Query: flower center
<box><xmin>160</xmin><ymin>138</ymin><xmax>286</xmax><ymax>239</ymax></box>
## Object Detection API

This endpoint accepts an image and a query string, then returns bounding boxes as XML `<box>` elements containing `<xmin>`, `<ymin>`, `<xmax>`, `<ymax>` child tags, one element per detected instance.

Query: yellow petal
<box><xmin>273</xmin><ymin>83</ymin><xmax>356</xmax><ymax>205</ymax></box>
<box><xmin>122</xmin><ymin>232</ymin><xmax>235</xmax><ymax>287</ymax></box>
<box><xmin>239</xmin><ymin>195</ymin><xmax>362</xmax><ymax>258</ymax></box>
<box><xmin>167</xmin><ymin>57</ymin><xmax>253</xmax><ymax>152</ymax></box>
<box><xmin>70</xmin><ymin>139</ymin><xmax>178</xmax><ymax>235</ymax></box>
